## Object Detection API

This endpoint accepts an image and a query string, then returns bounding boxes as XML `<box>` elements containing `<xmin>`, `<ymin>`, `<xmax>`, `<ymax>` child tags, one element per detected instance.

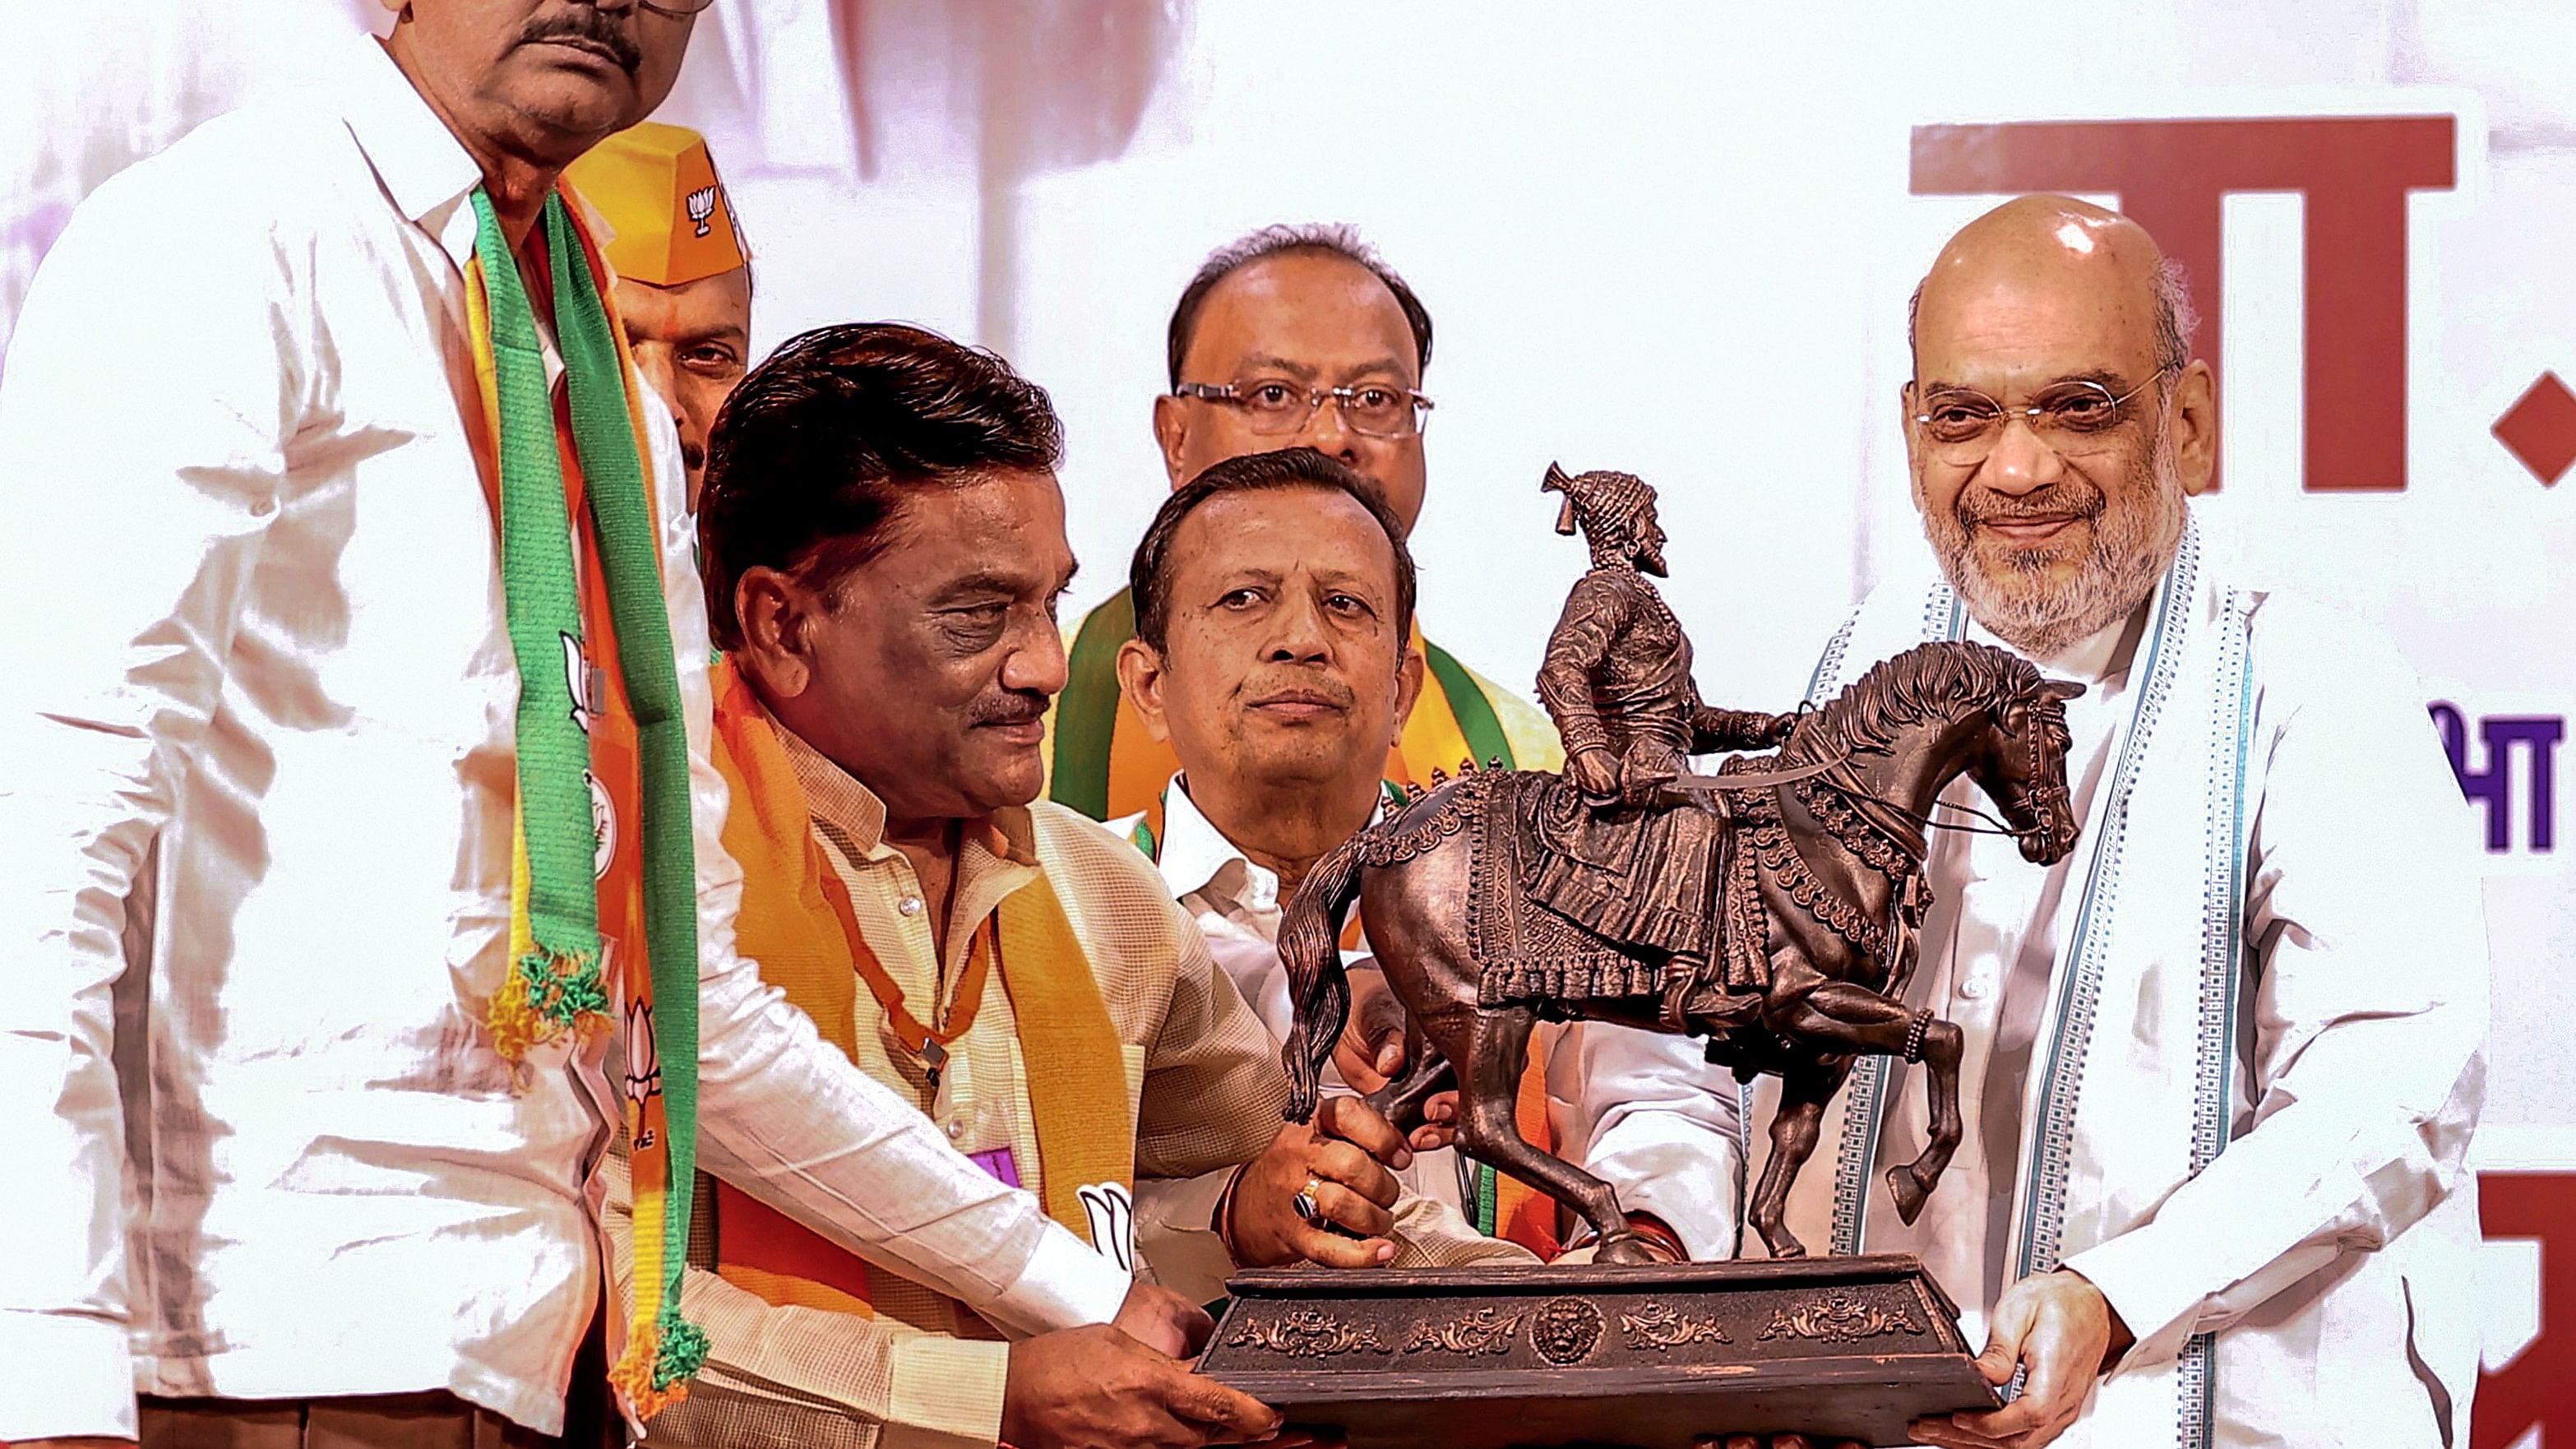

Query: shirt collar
<box><xmin>339</xmin><ymin>35</ymin><xmax>488</xmax><ymax>271</ymax></box>
<box><xmin>1151</xmin><ymin>773</ymin><xmax>1281</xmax><ymax>914</ymax></box>
<box><xmin>774</xmin><ymin>724</ymin><xmax>1038</xmax><ymax>868</ymax></box>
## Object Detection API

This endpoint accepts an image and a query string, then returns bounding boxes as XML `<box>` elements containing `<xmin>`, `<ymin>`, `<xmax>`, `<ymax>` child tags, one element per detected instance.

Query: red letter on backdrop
<box><xmin>1909</xmin><ymin>117</ymin><xmax>2454</xmax><ymax>492</ymax></box>
<box><xmin>2474</xmin><ymin>1173</ymin><xmax>2576</xmax><ymax>1448</ymax></box>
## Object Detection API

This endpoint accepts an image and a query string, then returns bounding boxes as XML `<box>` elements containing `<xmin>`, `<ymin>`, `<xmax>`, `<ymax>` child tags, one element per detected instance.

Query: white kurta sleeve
<box><xmin>650</xmin><ymin>407</ymin><xmax>1132</xmax><ymax>1340</ymax></box>
<box><xmin>2061</xmin><ymin>600</ymin><xmax>2488</xmax><ymax>1368</ymax></box>
<box><xmin>0</xmin><ymin>166</ymin><xmax>299</xmax><ymax>1442</ymax></box>
<box><xmin>1549</xmin><ymin>1023</ymin><xmax>1747</xmax><ymax>1260</ymax></box>
<box><xmin>1205</xmin><ymin>925</ymin><xmax>1300</xmax><ymax>1046</ymax></box>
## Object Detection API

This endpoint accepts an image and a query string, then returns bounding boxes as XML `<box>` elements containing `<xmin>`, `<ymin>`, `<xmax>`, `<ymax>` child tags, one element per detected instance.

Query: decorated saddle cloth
<box><xmin>1374</xmin><ymin>770</ymin><xmax>1658</xmax><ymax>1007</ymax></box>
<box><xmin>1521</xmin><ymin>770</ymin><xmax>1728</xmax><ymax>961</ymax></box>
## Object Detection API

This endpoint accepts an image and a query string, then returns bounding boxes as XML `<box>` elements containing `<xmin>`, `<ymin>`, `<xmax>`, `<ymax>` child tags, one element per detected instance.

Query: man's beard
<box><xmin>1922</xmin><ymin>440</ymin><xmax>2186</xmax><ymax>660</ymax></box>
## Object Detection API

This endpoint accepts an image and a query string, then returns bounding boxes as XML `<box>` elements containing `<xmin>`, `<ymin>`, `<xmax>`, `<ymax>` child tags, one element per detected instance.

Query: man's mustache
<box><xmin>968</xmin><ymin>692</ymin><xmax>1049</xmax><ymax>728</ymax></box>
<box><xmin>1240</xmin><ymin>671</ymin><xmax>1357</xmax><ymax>711</ymax></box>
<box><xmin>519</xmin><ymin>8</ymin><xmax>642</xmax><ymax>75</ymax></box>
<box><xmin>1959</xmin><ymin>484</ymin><xmax>2107</xmax><ymax>531</ymax></box>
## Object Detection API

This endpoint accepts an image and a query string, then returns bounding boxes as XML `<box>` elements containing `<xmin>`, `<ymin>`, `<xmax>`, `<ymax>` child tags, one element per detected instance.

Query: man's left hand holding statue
<box><xmin>1223</xmin><ymin>1095</ymin><xmax>1422</xmax><ymax>1269</ymax></box>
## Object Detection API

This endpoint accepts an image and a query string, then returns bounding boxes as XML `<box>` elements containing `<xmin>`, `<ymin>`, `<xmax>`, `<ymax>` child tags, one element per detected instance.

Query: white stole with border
<box><xmin>1762</xmin><ymin>520</ymin><xmax>2258</xmax><ymax>1448</ymax></box>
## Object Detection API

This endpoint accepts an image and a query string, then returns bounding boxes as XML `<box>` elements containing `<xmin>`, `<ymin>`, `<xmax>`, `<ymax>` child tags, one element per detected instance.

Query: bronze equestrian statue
<box><xmin>1277</xmin><ymin>465</ymin><xmax>2086</xmax><ymax>1264</ymax></box>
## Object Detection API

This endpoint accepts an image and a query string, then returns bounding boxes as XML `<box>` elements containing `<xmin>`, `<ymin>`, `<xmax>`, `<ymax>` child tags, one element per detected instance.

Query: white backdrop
<box><xmin>6</xmin><ymin>3</ymin><xmax>2570</xmax><ymax>1442</ymax></box>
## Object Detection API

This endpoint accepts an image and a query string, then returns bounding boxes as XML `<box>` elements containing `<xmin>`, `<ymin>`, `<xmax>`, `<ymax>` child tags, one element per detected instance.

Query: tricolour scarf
<box><xmin>705</xmin><ymin>660</ymin><xmax>1136</xmax><ymax>1314</ymax></box>
<box><xmin>460</xmin><ymin>187</ymin><xmax>704</xmax><ymax>1418</ymax></box>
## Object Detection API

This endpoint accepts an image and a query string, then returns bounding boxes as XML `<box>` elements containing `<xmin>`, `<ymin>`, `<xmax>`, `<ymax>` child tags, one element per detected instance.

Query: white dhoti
<box><xmin>1755</xmin><ymin>521</ymin><xmax>2487</xmax><ymax>1447</ymax></box>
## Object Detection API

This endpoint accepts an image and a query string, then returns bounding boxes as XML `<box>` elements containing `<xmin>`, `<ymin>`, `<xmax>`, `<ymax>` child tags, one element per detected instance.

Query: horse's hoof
<box><xmin>1886</xmin><ymin>1165</ymin><xmax>1929</xmax><ymax>1224</ymax></box>
<box><xmin>1593</xmin><ymin>1231</ymin><xmax>1664</xmax><ymax>1266</ymax></box>
<box><xmin>1764</xmin><ymin>1238</ymin><xmax>1807</xmax><ymax>1261</ymax></box>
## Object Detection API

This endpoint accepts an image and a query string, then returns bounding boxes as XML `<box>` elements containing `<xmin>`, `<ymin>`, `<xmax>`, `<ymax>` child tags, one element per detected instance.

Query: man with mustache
<box><xmin>1063</xmin><ymin>227</ymin><xmax>1746</xmax><ymax>1262</ymax></box>
<box><xmin>1108</xmin><ymin>448</ymin><xmax>1756</xmax><ymax>1265</ymax></box>
<box><xmin>0</xmin><ymin>5</ymin><xmax>1197</xmax><ymax>1447</ymax></box>
<box><xmin>1052</xmin><ymin>223</ymin><xmax>1560</xmax><ymax>826</ymax></box>
<box><xmin>1727</xmin><ymin>196</ymin><xmax>2486</xmax><ymax>1449</ymax></box>
<box><xmin>565</xmin><ymin>119</ymin><xmax>752</xmax><ymax>512</ymax></box>
<box><xmin>631</xmin><ymin>323</ymin><xmax>1521</xmax><ymax>1449</ymax></box>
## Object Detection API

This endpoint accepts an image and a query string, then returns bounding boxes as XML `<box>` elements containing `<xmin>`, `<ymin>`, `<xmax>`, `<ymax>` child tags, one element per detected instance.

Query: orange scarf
<box><xmin>706</xmin><ymin>660</ymin><xmax>1137</xmax><ymax>1312</ymax></box>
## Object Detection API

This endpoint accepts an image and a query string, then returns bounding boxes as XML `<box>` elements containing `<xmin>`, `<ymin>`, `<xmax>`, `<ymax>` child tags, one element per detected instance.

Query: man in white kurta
<box><xmin>1755</xmin><ymin>197</ymin><xmax>2485</xmax><ymax>1449</ymax></box>
<box><xmin>1105</xmin><ymin>448</ymin><xmax>1746</xmax><ymax>1262</ymax></box>
<box><xmin>0</xmin><ymin>18</ymin><xmax>1198</xmax><ymax>1447</ymax></box>
<box><xmin>1138</xmin><ymin>769</ymin><xmax>1749</xmax><ymax>1260</ymax></box>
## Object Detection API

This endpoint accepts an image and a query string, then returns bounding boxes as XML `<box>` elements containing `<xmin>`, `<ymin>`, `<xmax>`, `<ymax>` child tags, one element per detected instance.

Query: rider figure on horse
<box><xmin>1531</xmin><ymin>465</ymin><xmax>1800</xmax><ymax>1033</ymax></box>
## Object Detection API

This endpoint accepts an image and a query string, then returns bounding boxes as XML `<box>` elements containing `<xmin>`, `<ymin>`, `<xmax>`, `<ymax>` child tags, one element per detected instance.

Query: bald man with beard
<box><xmin>1721</xmin><ymin>197</ymin><xmax>2486</xmax><ymax>1449</ymax></box>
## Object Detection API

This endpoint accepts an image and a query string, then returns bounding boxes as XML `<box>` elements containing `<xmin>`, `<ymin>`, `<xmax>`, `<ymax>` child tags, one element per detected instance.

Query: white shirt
<box><xmin>1783</xmin><ymin>558</ymin><xmax>2487</xmax><ymax>1447</ymax></box>
<box><xmin>0</xmin><ymin>40</ymin><xmax>1126</xmax><ymax>1443</ymax></box>
<box><xmin>1126</xmin><ymin>775</ymin><xmax>1747</xmax><ymax>1258</ymax></box>
<box><xmin>1871</xmin><ymin>610</ymin><xmax>2139</xmax><ymax>1336</ymax></box>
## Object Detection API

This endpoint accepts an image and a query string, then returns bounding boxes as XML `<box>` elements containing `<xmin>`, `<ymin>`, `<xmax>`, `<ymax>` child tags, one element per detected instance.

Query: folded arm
<box><xmin>1536</xmin><ymin>572</ymin><xmax>1635</xmax><ymax>761</ymax></box>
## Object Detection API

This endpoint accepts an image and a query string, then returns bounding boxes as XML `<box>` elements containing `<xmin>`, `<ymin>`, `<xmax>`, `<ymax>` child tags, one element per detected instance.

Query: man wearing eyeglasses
<box><xmin>1052</xmin><ymin>222</ymin><xmax>1561</xmax><ymax>828</ymax></box>
<box><xmin>1050</xmin><ymin>225</ymin><xmax>1572</xmax><ymax>1252</ymax></box>
<box><xmin>1053</xmin><ymin>227</ymin><xmax>1749</xmax><ymax>1267</ymax></box>
<box><xmin>1722</xmin><ymin>194</ymin><xmax>2484</xmax><ymax>1449</ymax></box>
<box><xmin>0</xmin><ymin>3</ymin><xmax>1205</xmax><ymax>1447</ymax></box>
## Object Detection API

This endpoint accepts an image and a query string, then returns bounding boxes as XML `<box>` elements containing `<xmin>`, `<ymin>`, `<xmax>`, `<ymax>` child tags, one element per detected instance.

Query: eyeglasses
<box><xmin>1911</xmin><ymin>368</ymin><xmax>2171</xmax><ymax>464</ymax></box>
<box><xmin>1172</xmin><ymin>378</ymin><xmax>1435</xmax><ymax>439</ymax></box>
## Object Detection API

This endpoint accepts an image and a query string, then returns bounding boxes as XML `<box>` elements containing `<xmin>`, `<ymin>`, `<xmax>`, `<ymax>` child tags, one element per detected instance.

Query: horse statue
<box><xmin>1276</xmin><ymin>640</ymin><xmax>2084</xmax><ymax>1263</ymax></box>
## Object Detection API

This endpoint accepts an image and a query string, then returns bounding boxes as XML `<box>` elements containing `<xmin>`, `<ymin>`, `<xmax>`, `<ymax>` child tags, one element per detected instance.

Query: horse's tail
<box><xmin>1278</xmin><ymin>829</ymin><xmax>1368</xmax><ymax>1123</ymax></box>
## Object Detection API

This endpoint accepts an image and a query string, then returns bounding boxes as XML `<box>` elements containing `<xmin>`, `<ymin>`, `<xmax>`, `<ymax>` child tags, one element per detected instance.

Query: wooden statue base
<box><xmin>1197</xmin><ymin>1252</ymin><xmax>1997</xmax><ymax>1449</ymax></box>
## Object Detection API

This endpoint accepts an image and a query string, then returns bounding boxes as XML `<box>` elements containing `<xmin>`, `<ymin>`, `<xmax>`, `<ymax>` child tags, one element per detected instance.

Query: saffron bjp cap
<box><xmin>564</xmin><ymin>122</ymin><xmax>747</xmax><ymax>288</ymax></box>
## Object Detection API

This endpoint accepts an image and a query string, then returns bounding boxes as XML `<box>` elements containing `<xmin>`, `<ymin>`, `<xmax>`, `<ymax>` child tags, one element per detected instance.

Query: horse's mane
<box><xmin>1787</xmin><ymin>640</ymin><xmax>2049</xmax><ymax>764</ymax></box>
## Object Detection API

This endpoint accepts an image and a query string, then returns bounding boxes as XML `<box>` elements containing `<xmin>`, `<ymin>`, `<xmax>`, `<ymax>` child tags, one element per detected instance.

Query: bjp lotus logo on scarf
<box><xmin>1076</xmin><ymin>1182</ymin><xmax>1136</xmax><ymax>1273</ymax></box>
<box><xmin>625</xmin><ymin>998</ymin><xmax>663</xmax><ymax>1107</ymax></box>
<box><xmin>562</xmin><ymin>631</ymin><xmax>599</xmax><ymax>735</ymax></box>
<box><xmin>686</xmin><ymin>186</ymin><xmax>718</xmax><ymax>238</ymax></box>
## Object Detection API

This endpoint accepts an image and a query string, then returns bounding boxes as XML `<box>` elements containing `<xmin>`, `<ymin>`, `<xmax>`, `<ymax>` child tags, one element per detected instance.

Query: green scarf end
<box><xmin>517</xmin><ymin>946</ymin><xmax>609</xmax><ymax>1024</ymax></box>
<box><xmin>652</xmin><ymin>1312</ymin><xmax>711</xmax><ymax>1389</ymax></box>
<box><xmin>487</xmin><ymin>946</ymin><xmax>611</xmax><ymax>1062</ymax></box>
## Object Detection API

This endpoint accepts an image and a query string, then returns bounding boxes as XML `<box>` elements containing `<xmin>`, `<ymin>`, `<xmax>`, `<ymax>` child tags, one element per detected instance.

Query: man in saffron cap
<box><xmin>565</xmin><ymin>119</ymin><xmax>752</xmax><ymax>511</ymax></box>
<box><xmin>0</xmin><ymin>4</ymin><xmax>1198</xmax><ymax>1446</ymax></box>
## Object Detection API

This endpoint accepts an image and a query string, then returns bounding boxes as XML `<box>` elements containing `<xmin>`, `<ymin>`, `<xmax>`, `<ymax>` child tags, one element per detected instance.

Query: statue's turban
<box><xmin>1542</xmin><ymin>462</ymin><xmax>1658</xmax><ymax>538</ymax></box>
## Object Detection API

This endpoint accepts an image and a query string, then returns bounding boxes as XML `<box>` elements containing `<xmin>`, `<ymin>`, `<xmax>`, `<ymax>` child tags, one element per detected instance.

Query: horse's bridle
<box><xmin>1811</xmin><ymin>693</ymin><xmax>2070</xmax><ymax>849</ymax></box>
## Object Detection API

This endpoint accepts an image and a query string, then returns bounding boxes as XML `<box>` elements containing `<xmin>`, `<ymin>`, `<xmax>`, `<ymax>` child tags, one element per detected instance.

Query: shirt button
<box><xmin>945</xmin><ymin>1119</ymin><xmax>964</xmax><ymax>1141</ymax></box>
<box><xmin>899</xmin><ymin>895</ymin><xmax>924</xmax><ymax>917</ymax></box>
<box><xmin>1958</xmin><ymin>970</ymin><xmax>1994</xmax><ymax>1002</ymax></box>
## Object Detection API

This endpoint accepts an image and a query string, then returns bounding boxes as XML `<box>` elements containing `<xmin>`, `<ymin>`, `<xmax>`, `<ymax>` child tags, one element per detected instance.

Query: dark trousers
<box><xmin>138</xmin><ymin>1308</ymin><xmax>617</xmax><ymax>1449</ymax></box>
